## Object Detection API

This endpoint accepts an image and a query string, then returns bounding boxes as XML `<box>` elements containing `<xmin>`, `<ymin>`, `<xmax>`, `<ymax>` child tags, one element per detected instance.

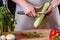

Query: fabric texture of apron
<box><xmin>15</xmin><ymin>0</ymin><xmax>60</xmax><ymax>31</ymax></box>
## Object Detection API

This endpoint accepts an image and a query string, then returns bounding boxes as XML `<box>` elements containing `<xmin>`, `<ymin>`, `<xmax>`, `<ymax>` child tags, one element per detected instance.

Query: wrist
<box><xmin>12</xmin><ymin>0</ymin><xmax>28</xmax><ymax>6</ymax></box>
<box><xmin>19</xmin><ymin>0</ymin><xmax>28</xmax><ymax>6</ymax></box>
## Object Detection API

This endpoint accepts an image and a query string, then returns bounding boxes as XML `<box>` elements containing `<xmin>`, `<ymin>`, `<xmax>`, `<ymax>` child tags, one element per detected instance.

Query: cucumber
<box><xmin>34</xmin><ymin>2</ymin><xmax>50</xmax><ymax>28</ymax></box>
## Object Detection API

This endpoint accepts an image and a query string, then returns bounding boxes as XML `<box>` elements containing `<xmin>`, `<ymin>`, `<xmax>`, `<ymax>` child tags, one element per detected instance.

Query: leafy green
<box><xmin>0</xmin><ymin>6</ymin><xmax>15</xmax><ymax>31</ymax></box>
<box><xmin>20</xmin><ymin>32</ymin><xmax>44</xmax><ymax>38</ymax></box>
<box><xmin>52</xmin><ymin>35</ymin><xmax>60</xmax><ymax>40</ymax></box>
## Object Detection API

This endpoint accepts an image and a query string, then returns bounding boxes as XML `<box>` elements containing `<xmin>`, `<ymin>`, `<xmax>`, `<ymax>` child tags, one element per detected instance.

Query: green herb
<box><xmin>20</xmin><ymin>32</ymin><xmax>44</xmax><ymax>38</ymax></box>
<box><xmin>0</xmin><ymin>6</ymin><xmax>16</xmax><ymax>31</ymax></box>
<box><xmin>52</xmin><ymin>35</ymin><xmax>60</xmax><ymax>40</ymax></box>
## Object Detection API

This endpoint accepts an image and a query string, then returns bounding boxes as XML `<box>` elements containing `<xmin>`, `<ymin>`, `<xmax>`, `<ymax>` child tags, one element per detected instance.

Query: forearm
<box><xmin>59</xmin><ymin>0</ymin><xmax>60</xmax><ymax>4</ymax></box>
<box><xmin>12</xmin><ymin>0</ymin><xmax>27</xmax><ymax>6</ymax></box>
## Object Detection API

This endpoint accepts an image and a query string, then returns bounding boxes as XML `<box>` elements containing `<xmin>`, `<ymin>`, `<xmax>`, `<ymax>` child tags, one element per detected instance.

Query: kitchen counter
<box><xmin>12</xmin><ymin>29</ymin><xmax>51</xmax><ymax>40</ymax></box>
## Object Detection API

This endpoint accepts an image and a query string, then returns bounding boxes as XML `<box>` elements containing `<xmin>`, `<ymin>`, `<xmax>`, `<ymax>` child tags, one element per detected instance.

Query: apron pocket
<box><xmin>15</xmin><ymin>13</ymin><xmax>34</xmax><ymax>31</ymax></box>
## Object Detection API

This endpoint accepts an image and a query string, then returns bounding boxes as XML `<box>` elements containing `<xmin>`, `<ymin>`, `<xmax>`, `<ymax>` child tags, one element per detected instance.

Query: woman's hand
<box><xmin>12</xmin><ymin>0</ymin><xmax>41</xmax><ymax>17</ymax></box>
<box><xmin>20</xmin><ymin>1</ymin><xmax>41</xmax><ymax>17</ymax></box>
<box><xmin>45</xmin><ymin>0</ymin><xmax>60</xmax><ymax>14</ymax></box>
<box><xmin>21</xmin><ymin>2</ymin><xmax>36</xmax><ymax>17</ymax></box>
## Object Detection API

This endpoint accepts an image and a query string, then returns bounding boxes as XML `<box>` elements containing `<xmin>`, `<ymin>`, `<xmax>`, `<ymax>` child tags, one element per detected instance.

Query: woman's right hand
<box><xmin>12</xmin><ymin>0</ymin><xmax>41</xmax><ymax>17</ymax></box>
<box><xmin>21</xmin><ymin>2</ymin><xmax>42</xmax><ymax>17</ymax></box>
<box><xmin>20</xmin><ymin>2</ymin><xmax>36</xmax><ymax>17</ymax></box>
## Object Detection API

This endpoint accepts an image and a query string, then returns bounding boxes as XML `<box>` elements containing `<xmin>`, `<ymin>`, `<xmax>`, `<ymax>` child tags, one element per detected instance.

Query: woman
<box><xmin>12</xmin><ymin>0</ymin><xmax>60</xmax><ymax>31</ymax></box>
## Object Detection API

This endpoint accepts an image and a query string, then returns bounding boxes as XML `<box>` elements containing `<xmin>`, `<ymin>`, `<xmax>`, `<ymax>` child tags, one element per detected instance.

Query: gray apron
<box><xmin>15</xmin><ymin>0</ymin><xmax>60</xmax><ymax>31</ymax></box>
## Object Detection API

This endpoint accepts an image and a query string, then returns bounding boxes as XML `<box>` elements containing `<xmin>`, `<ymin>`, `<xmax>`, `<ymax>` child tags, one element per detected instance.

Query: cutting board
<box><xmin>12</xmin><ymin>29</ymin><xmax>51</xmax><ymax>40</ymax></box>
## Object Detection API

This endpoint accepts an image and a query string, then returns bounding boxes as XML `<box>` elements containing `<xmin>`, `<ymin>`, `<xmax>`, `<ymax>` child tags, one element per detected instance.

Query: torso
<box><xmin>26</xmin><ymin>0</ymin><xmax>51</xmax><ymax>6</ymax></box>
<box><xmin>15</xmin><ymin>0</ymin><xmax>60</xmax><ymax>31</ymax></box>
<box><xmin>15</xmin><ymin>0</ymin><xmax>51</xmax><ymax>12</ymax></box>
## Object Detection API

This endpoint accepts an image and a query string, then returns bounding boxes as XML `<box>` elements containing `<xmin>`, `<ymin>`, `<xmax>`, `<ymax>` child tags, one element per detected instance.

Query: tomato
<box><xmin>58</xmin><ymin>32</ymin><xmax>60</xmax><ymax>36</ymax></box>
<box><xmin>52</xmin><ymin>32</ymin><xmax>60</xmax><ymax>40</ymax></box>
<box><xmin>49</xmin><ymin>29</ymin><xmax>57</xmax><ymax>40</ymax></box>
<box><xmin>56</xmin><ymin>32</ymin><xmax>60</xmax><ymax>36</ymax></box>
<box><xmin>49</xmin><ymin>29</ymin><xmax>60</xmax><ymax>40</ymax></box>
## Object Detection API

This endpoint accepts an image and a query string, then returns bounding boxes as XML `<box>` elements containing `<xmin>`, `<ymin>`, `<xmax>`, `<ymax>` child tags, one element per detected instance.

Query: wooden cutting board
<box><xmin>12</xmin><ymin>29</ymin><xmax>51</xmax><ymax>40</ymax></box>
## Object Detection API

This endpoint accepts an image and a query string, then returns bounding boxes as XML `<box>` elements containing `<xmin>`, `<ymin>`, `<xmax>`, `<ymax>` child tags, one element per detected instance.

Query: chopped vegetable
<box><xmin>52</xmin><ymin>35</ymin><xmax>60</xmax><ymax>40</ymax></box>
<box><xmin>20</xmin><ymin>32</ymin><xmax>44</xmax><ymax>38</ymax></box>
<box><xmin>34</xmin><ymin>2</ymin><xmax>50</xmax><ymax>28</ymax></box>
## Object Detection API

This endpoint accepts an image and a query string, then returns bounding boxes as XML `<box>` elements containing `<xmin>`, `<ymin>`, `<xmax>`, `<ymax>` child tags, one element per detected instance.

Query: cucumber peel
<box><xmin>34</xmin><ymin>2</ymin><xmax>50</xmax><ymax>28</ymax></box>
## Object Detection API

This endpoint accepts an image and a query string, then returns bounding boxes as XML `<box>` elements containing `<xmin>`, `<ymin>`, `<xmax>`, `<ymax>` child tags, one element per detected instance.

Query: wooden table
<box><xmin>12</xmin><ymin>29</ymin><xmax>51</xmax><ymax>40</ymax></box>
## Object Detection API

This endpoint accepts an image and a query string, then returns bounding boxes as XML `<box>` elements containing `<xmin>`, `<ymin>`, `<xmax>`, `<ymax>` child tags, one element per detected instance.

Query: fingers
<box><xmin>25</xmin><ymin>10</ymin><xmax>35</xmax><ymax>18</ymax></box>
<box><xmin>45</xmin><ymin>0</ymin><xmax>58</xmax><ymax>14</ymax></box>
<box><xmin>25</xmin><ymin>11</ymin><xmax>32</xmax><ymax>17</ymax></box>
<box><xmin>51</xmin><ymin>0</ymin><xmax>60</xmax><ymax>7</ymax></box>
<box><xmin>45</xmin><ymin>5</ymin><xmax>53</xmax><ymax>14</ymax></box>
<box><xmin>32</xmin><ymin>10</ymin><xmax>35</xmax><ymax>17</ymax></box>
<box><xmin>29</xmin><ymin>12</ymin><xmax>34</xmax><ymax>17</ymax></box>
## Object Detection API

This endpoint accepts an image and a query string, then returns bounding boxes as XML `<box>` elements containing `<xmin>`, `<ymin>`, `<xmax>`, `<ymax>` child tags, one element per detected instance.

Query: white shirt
<box><xmin>15</xmin><ymin>0</ymin><xmax>60</xmax><ymax>31</ymax></box>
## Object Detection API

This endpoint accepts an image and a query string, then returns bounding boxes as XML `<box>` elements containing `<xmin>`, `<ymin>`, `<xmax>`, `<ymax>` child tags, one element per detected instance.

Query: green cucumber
<box><xmin>34</xmin><ymin>2</ymin><xmax>50</xmax><ymax>28</ymax></box>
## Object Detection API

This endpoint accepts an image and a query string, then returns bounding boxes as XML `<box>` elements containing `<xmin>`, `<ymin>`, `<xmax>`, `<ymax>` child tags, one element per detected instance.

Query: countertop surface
<box><xmin>12</xmin><ymin>29</ymin><xmax>51</xmax><ymax>40</ymax></box>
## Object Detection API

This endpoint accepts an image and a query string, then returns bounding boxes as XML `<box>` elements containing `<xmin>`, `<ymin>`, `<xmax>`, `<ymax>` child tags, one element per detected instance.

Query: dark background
<box><xmin>58</xmin><ymin>5</ymin><xmax>60</xmax><ymax>12</ymax></box>
<box><xmin>8</xmin><ymin>0</ymin><xmax>16</xmax><ymax>16</ymax></box>
<box><xmin>0</xmin><ymin>0</ymin><xmax>16</xmax><ymax>16</ymax></box>
<box><xmin>8</xmin><ymin>0</ymin><xmax>60</xmax><ymax>14</ymax></box>
<box><xmin>0</xmin><ymin>0</ymin><xmax>60</xmax><ymax>16</ymax></box>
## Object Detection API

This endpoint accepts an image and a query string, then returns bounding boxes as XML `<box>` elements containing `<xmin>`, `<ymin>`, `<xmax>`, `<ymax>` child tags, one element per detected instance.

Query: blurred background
<box><xmin>0</xmin><ymin>0</ymin><xmax>60</xmax><ymax>16</ymax></box>
<box><xmin>0</xmin><ymin>0</ymin><xmax>16</xmax><ymax>16</ymax></box>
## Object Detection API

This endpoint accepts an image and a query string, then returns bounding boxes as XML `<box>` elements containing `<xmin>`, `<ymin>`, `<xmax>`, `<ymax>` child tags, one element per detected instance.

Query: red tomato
<box><xmin>56</xmin><ymin>32</ymin><xmax>60</xmax><ymax>36</ymax></box>
<box><xmin>59</xmin><ymin>32</ymin><xmax>60</xmax><ymax>35</ymax></box>
<box><xmin>49</xmin><ymin>29</ymin><xmax>57</xmax><ymax>40</ymax></box>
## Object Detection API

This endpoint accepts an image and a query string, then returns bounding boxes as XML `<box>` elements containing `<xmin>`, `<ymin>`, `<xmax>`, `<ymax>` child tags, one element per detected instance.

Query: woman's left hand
<box><xmin>45</xmin><ymin>0</ymin><xmax>60</xmax><ymax>14</ymax></box>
